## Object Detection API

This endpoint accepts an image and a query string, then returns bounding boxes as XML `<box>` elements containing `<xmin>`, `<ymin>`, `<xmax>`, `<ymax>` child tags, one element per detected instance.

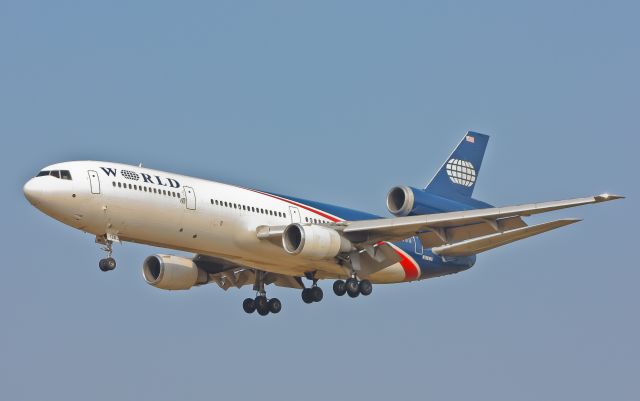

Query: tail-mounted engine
<box><xmin>387</xmin><ymin>185</ymin><xmax>491</xmax><ymax>216</ymax></box>
<box><xmin>386</xmin><ymin>185</ymin><xmax>418</xmax><ymax>216</ymax></box>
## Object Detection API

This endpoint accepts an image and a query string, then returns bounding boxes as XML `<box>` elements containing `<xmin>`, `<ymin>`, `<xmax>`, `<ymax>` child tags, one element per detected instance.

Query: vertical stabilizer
<box><xmin>424</xmin><ymin>132</ymin><xmax>489</xmax><ymax>200</ymax></box>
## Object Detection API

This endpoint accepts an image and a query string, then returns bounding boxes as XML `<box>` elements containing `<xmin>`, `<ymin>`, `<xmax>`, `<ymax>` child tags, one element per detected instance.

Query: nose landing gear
<box><xmin>96</xmin><ymin>235</ymin><xmax>117</xmax><ymax>272</ymax></box>
<box><xmin>98</xmin><ymin>257</ymin><xmax>116</xmax><ymax>272</ymax></box>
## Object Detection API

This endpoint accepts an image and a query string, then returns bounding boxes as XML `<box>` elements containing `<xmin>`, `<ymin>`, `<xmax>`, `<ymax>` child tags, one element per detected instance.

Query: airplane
<box><xmin>23</xmin><ymin>132</ymin><xmax>622</xmax><ymax>316</ymax></box>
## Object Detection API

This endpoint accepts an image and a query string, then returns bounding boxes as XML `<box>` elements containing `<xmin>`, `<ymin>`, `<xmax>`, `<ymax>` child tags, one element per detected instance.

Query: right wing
<box><xmin>338</xmin><ymin>194</ymin><xmax>623</xmax><ymax>248</ymax></box>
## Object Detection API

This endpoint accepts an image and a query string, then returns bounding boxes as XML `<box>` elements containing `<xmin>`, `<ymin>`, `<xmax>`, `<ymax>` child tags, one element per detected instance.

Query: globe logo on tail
<box><xmin>446</xmin><ymin>159</ymin><xmax>476</xmax><ymax>187</ymax></box>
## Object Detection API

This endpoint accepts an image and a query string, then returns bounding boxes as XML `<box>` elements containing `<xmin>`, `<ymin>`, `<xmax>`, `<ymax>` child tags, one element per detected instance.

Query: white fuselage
<box><xmin>23</xmin><ymin>161</ymin><xmax>409</xmax><ymax>283</ymax></box>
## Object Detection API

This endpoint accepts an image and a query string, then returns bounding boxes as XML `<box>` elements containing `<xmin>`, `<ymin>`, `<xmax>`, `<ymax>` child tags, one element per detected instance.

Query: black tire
<box><xmin>333</xmin><ymin>280</ymin><xmax>346</xmax><ymax>296</ymax></box>
<box><xmin>105</xmin><ymin>258</ymin><xmax>116</xmax><ymax>270</ymax></box>
<box><xmin>310</xmin><ymin>286</ymin><xmax>324</xmax><ymax>302</ymax></box>
<box><xmin>268</xmin><ymin>298</ymin><xmax>282</xmax><ymax>314</ymax></box>
<box><xmin>256</xmin><ymin>296</ymin><xmax>269</xmax><ymax>316</ymax></box>
<box><xmin>99</xmin><ymin>258</ymin><xmax>116</xmax><ymax>271</ymax></box>
<box><xmin>301</xmin><ymin>288</ymin><xmax>314</xmax><ymax>304</ymax></box>
<box><xmin>242</xmin><ymin>298</ymin><xmax>256</xmax><ymax>314</ymax></box>
<box><xmin>359</xmin><ymin>279</ymin><xmax>373</xmax><ymax>296</ymax></box>
<box><xmin>346</xmin><ymin>278</ymin><xmax>359</xmax><ymax>298</ymax></box>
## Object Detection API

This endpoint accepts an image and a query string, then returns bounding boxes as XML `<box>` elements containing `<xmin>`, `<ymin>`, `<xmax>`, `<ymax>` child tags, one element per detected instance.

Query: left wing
<box><xmin>193</xmin><ymin>254</ymin><xmax>303</xmax><ymax>290</ymax></box>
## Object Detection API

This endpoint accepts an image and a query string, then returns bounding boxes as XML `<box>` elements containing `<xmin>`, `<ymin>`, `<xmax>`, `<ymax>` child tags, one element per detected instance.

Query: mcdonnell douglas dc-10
<box><xmin>23</xmin><ymin>133</ymin><xmax>622</xmax><ymax>316</ymax></box>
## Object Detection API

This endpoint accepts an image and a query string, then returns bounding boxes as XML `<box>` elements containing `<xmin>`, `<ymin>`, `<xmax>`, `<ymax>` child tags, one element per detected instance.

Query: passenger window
<box><xmin>283</xmin><ymin>213</ymin><xmax>286</xmax><ymax>218</ymax></box>
<box><xmin>112</xmin><ymin>181</ymin><xmax>116</xmax><ymax>187</ymax></box>
<box><xmin>134</xmin><ymin>185</ymin><xmax>138</xmax><ymax>190</ymax></box>
<box><xmin>118</xmin><ymin>182</ymin><xmax>122</xmax><ymax>188</ymax></box>
<box><xmin>128</xmin><ymin>184</ymin><xmax>132</xmax><ymax>189</ymax></box>
<box><xmin>61</xmin><ymin>170</ymin><xmax>72</xmax><ymax>180</ymax></box>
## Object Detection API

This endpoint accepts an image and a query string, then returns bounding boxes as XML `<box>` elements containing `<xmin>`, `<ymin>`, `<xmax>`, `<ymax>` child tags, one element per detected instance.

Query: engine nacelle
<box><xmin>282</xmin><ymin>223</ymin><xmax>352</xmax><ymax>260</ymax></box>
<box><xmin>142</xmin><ymin>254</ymin><xmax>209</xmax><ymax>290</ymax></box>
<box><xmin>387</xmin><ymin>185</ymin><xmax>493</xmax><ymax>216</ymax></box>
<box><xmin>387</xmin><ymin>185</ymin><xmax>418</xmax><ymax>216</ymax></box>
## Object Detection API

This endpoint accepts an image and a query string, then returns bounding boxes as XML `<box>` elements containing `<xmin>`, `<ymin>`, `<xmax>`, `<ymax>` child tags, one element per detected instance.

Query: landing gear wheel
<box><xmin>243</xmin><ymin>298</ymin><xmax>256</xmax><ymax>314</ymax></box>
<box><xmin>310</xmin><ymin>286</ymin><xmax>324</xmax><ymax>302</ymax></box>
<box><xmin>333</xmin><ymin>280</ymin><xmax>346</xmax><ymax>296</ymax></box>
<box><xmin>359</xmin><ymin>279</ymin><xmax>373</xmax><ymax>296</ymax></box>
<box><xmin>301</xmin><ymin>288</ymin><xmax>314</xmax><ymax>304</ymax></box>
<box><xmin>255</xmin><ymin>295</ymin><xmax>270</xmax><ymax>316</ymax></box>
<box><xmin>268</xmin><ymin>298</ymin><xmax>282</xmax><ymax>314</ymax></box>
<box><xmin>98</xmin><ymin>257</ymin><xmax>116</xmax><ymax>272</ymax></box>
<box><xmin>346</xmin><ymin>278</ymin><xmax>360</xmax><ymax>298</ymax></box>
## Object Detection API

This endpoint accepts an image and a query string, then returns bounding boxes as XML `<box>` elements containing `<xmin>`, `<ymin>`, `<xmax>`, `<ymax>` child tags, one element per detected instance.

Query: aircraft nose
<box><xmin>23</xmin><ymin>178</ymin><xmax>43</xmax><ymax>205</ymax></box>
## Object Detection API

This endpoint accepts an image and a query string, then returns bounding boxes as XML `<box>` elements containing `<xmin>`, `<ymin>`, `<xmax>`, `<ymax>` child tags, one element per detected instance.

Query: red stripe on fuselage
<box><xmin>249</xmin><ymin>189</ymin><xmax>342</xmax><ymax>222</ymax></box>
<box><xmin>386</xmin><ymin>242</ymin><xmax>420</xmax><ymax>281</ymax></box>
<box><xmin>399</xmin><ymin>254</ymin><xmax>420</xmax><ymax>281</ymax></box>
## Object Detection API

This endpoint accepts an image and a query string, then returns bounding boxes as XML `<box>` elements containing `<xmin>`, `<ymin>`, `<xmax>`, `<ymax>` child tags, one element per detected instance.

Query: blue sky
<box><xmin>1</xmin><ymin>1</ymin><xmax>637</xmax><ymax>400</ymax></box>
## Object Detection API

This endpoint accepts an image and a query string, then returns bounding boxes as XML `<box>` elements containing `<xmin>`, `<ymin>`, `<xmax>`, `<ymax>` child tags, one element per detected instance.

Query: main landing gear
<box><xmin>98</xmin><ymin>237</ymin><xmax>117</xmax><ymax>272</ymax></box>
<box><xmin>243</xmin><ymin>296</ymin><xmax>282</xmax><ymax>316</ymax></box>
<box><xmin>243</xmin><ymin>270</ymin><xmax>281</xmax><ymax>316</ymax></box>
<box><xmin>301</xmin><ymin>286</ymin><xmax>324</xmax><ymax>304</ymax></box>
<box><xmin>333</xmin><ymin>277</ymin><xmax>373</xmax><ymax>298</ymax></box>
<box><xmin>301</xmin><ymin>272</ymin><xmax>323</xmax><ymax>304</ymax></box>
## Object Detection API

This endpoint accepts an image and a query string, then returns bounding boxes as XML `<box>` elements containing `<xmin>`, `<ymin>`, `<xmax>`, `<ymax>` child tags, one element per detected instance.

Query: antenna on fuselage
<box><xmin>139</xmin><ymin>163</ymin><xmax>143</xmax><ymax>167</ymax></box>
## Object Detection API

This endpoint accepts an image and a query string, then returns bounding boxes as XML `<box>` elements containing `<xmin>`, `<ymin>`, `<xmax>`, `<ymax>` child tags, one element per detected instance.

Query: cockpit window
<box><xmin>35</xmin><ymin>170</ymin><xmax>72</xmax><ymax>180</ymax></box>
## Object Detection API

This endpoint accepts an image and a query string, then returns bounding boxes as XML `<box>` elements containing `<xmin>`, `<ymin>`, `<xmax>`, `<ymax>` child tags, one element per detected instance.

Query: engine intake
<box><xmin>142</xmin><ymin>254</ymin><xmax>209</xmax><ymax>290</ymax></box>
<box><xmin>387</xmin><ymin>185</ymin><xmax>415</xmax><ymax>216</ymax></box>
<box><xmin>282</xmin><ymin>223</ymin><xmax>352</xmax><ymax>260</ymax></box>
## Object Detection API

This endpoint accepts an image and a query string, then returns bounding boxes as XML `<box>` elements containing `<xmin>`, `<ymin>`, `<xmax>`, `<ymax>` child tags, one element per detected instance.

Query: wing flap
<box><xmin>431</xmin><ymin>218</ymin><xmax>581</xmax><ymax>257</ymax></box>
<box><xmin>419</xmin><ymin>216</ymin><xmax>527</xmax><ymax>248</ymax></box>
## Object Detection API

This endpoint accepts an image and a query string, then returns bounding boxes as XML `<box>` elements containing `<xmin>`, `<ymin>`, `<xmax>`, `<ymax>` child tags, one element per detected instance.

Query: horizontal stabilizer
<box><xmin>431</xmin><ymin>219</ymin><xmax>581</xmax><ymax>257</ymax></box>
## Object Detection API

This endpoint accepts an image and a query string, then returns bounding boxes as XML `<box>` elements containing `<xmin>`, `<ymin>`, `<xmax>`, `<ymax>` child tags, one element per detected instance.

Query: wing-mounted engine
<box><xmin>282</xmin><ymin>223</ymin><xmax>352</xmax><ymax>260</ymax></box>
<box><xmin>142</xmin><ymin>254</ymin><xmax>210</xmax><ymax>290</ymax></box>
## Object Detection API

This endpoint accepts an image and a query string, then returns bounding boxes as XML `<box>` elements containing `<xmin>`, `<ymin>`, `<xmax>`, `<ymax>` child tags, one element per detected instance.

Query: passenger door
<box><xmin>88</xmin><ymin>170</ymin><xmax>100</xmax><ymax>194</ymax></box>
<box><xmin>184</xmin><ymin>186</ymin><xmax>196</xmax><ymax>210</ymax></box>
<box><xmin>289</xmin><ymin>206</ymin><xmax>301</xmax><ymax>223</ymax></box>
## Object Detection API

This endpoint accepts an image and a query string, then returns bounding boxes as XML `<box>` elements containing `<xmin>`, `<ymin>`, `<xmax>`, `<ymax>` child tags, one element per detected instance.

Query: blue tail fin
<box><xmin>425</xmin><ymin>131</ymin><xmax>489</xmax><ymax>201</ymax></box>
